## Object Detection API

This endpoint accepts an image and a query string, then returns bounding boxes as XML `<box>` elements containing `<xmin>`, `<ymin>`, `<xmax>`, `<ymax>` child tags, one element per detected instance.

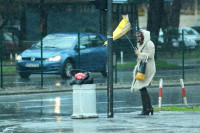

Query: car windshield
<box><xmin>179</xmin><ymin>27</ymin><xmax>199</xmax><ymax>35</ymax></box>
<box><xmin>3</xmin><ymin>33</ymin><xmax>18</xmax><ymax>41</ymax></box>
<box><xmin>35</xmin><ymin>35</ymin><xmax>77</xmax><ymax>49</ymax></box>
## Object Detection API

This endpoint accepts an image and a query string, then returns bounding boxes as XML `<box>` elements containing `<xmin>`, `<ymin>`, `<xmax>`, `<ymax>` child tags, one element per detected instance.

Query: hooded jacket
<box><xmin>131</xmin><ymin>29</ymin><xmax>156</xmax><ymax>92</ymax></box>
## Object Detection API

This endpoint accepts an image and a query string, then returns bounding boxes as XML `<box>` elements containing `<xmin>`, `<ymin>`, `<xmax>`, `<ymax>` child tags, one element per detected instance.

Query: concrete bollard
<box><xmin>158</xmin><ymin>78</ymin><xmax>163</xmax><ymax>110</ymax></box>
<box><xmin>71</xmin><ymin>84</ymin><xmax>98</xmax><ymax>119</ymax></box>
<box><xmin>180</xmin><ymin>79</ymin><xmax>188</xmax><ymax>107</ymax></box>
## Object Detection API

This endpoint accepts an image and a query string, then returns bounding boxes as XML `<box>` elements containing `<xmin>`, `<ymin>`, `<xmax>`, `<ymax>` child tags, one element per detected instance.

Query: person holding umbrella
<box><xmin>131</xmin><ymin>29</ymin><xmax>156</xmax><ymax>115</ymax></box>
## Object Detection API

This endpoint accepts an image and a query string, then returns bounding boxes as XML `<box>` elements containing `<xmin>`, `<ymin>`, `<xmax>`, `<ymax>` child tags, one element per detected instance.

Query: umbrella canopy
<box><xmin>113</xmin><ymin>14</ymin><xmax>131</xmax><ymax>40</ymax></box>
<box><xmin>104</xmin><ymin>14</ymin><xmax>131</xmax><ymax>45</ymax></box>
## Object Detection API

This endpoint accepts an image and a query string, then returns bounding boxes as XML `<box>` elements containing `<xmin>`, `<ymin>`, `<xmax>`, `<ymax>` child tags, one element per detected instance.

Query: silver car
<box><xmin>158</xmin><ymin>27</ymin><xmax>198</xmax><ymax>49</ymax></box>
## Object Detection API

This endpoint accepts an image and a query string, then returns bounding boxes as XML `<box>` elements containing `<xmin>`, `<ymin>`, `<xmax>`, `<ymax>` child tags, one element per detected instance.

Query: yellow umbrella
<box><xmin>104</xmin><ymin>14</ymin><xmax>131</xmax><ymax>45</ymax></box>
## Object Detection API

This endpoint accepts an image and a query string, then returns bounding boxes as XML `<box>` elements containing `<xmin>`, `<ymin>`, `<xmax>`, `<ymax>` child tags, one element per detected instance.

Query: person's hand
<box><xmin>134</xmin><ymin>48</ymin><xmax>139</xmax><ymax>56</ymax></box>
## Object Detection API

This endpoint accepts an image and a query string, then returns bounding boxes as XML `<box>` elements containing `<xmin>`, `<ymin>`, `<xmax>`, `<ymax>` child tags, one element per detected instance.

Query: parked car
<box><xmin>179</xmin><ymin>26</ymin><xmax>200</xmax><ymax>47</ymax></box>
<box><xmin>16</xmin><ymin>33</ymin><xmax>108</xmax><ymax>79</ymax></box>
<box><xmin>190</xmin><ymin>26</ymin><xmax>200</xmax><ymax>34</ymax></box>
<box><xmin>158</xmin><ymin>27</ymin><xmax>198</xmax><ymax>49</ymax></box>
<box><xmin>2</xmin><ymin>32</ymin><xmax>19</xmax><ymax>58</ymax></box>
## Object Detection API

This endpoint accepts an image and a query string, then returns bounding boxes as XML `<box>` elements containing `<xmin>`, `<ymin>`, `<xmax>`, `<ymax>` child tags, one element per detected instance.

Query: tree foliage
<box><xmin>161</xmin><ymin>0</ymin><xmax>182</xmax><ymax>39</ymax></box>
<box><xmin>0</xmin><ymin>0</ymin><xmax>21</xmax><ymax>30</ymax></box>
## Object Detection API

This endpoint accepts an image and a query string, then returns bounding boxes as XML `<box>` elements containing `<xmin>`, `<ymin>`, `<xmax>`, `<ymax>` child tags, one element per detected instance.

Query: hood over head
<box><xmin>137</xmin><ymin>29</ymin><xmax>151</xmax><ymax>51</ymax></box>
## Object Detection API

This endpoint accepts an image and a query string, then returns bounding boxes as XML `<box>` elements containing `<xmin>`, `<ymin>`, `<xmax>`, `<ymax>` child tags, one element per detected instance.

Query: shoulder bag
<box><xmin>135</xmin><ymin>56</ymin><xmax>148</xmax><ymax>80</ymax></box>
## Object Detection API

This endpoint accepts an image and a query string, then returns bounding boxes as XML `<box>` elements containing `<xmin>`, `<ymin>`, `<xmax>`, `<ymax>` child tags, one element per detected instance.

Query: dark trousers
<box><xmin>140</xmin><ymin>87</ymin><xmax>152</xmax><ymax>111</ymax></box>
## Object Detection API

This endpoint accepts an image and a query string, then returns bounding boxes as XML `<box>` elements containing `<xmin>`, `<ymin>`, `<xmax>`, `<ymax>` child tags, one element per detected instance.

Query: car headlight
<box><xmin>16</xmin><ymin>55</ymin><xmax>22</xmax><ymax>61</ymax></box>
<box><xmin>46</xmin><ymin>56</ymin><xmax>61</xmax><ymax>62</ymax></box>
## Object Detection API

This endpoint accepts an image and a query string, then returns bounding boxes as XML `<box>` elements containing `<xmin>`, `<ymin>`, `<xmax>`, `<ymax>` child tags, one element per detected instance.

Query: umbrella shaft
<box><xmin>126</xmin><ymin>35</ymin><xmax>135</xmax><ymax>49</ymax></box>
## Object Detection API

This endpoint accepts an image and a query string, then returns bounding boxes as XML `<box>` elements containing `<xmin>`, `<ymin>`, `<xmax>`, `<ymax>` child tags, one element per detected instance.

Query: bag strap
<box><xmin>144</xmin><ymin>55</ymin><xmax>148</xmax><ymax>62</ymax></box>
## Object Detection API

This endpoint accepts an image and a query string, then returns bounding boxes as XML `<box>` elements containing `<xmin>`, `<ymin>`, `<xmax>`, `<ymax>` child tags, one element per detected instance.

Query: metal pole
<box><xmin>114</xmin><ymin>41</ymin><xmax>117</xmax><ymax>83</ymax></box>
<box><xmin>182</xmin><ymin>30</ymin><xmax>185</xmax><ymax>79</ymax></box>
<box><xmin>0</xmin><ymin>32</ymin><xmax>3</xmax><ymax>89</ymax></box>
<box><xmin>40</xmin><ymin>25</ymin><xmax>43</xmax><ymax>88</ymax></box>
<box><xmin>107</xmin><ymin>0</ymin><xmax>113</xmax><ymax>118</ymax></box>
<box><xmin>78</xmin><ymin>32</ymin><xmax>80</xmax><ymax>69</ymax></box>
<box><xmin>40</xmin><ymin>0</ymin><xmax>44</xmax><ymax>88</ymax></box>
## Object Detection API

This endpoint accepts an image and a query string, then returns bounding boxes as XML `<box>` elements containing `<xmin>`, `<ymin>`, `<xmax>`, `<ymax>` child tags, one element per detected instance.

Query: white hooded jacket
<box><xmin>131</xmin><ymin>29</ymin><xmax>156</xmax><ymax>92</ymax></box>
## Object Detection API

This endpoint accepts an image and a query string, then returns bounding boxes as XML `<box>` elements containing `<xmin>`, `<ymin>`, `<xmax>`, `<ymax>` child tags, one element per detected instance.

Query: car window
<box><xmin>3</xmin><ymin>33</ymin><xmax>18</xmax><ymax>41</ymax></box>
<box><xmin>80</xmin><ymin>35</ymin><xmax>91</xmax><ymax>48</ymax></box>
<box><xmin>187</xmin><ymin>28</ymin><xmax>199</xmax><ymax>35</ymax></box>
<box><xmin>187</xmin><ymin>30</ymin><xmax>195</xmax><ymax>35</ymax></box>
<box><xmin>79</xmin><ymin>35</ymin><xmax>104</xmax><ymax>48</ymax></box>
<box><xmin>89</xmin><ymin>35</ymin><xmax>104</xmax><ymax>47</ymax></box>
<box><xmin>179</xmin><ymin>27</ymin><xmax>199</xmax><ymax>35</ymax></box>
<box><xmin>36</xmin><ymin>35</ymin><xmax>77</xmax><ymax>49</ymax></box>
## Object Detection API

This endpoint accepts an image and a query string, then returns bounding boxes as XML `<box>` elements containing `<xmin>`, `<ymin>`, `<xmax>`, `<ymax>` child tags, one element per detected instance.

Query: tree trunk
<box><xmin>147</xmin><ymin>0</ymin><xmax>164</xmax><ymax>60</ymax></box>
<box><xmin>161</xmin><ymin>0</ymin><xmax>182</xmax><ymax>56</ymax></box>
<box><xmin>147</xmin><ymin>0</ymin><xmax>164</xmax><ymax>37</ymax></box>
<box><xmin>170</xmin><ymin>0</ymin><xmax>182</xmax><ymax>27</ymax></box>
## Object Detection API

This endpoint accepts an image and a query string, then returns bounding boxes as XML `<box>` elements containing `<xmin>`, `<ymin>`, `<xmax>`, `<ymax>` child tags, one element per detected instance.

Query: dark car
<box><xmin>2</xmin><ymin>32</ymin><xmax>19</xmax><ymax>58</ymax></box>
<box><xmin>16</xmin><ymin>33</ymin><xmax>108</xmax><ymax>79</ymax></box>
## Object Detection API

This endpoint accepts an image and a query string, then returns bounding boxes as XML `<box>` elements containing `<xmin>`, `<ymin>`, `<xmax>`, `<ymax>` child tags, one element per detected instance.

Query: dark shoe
<box><xmin>138</xmin><ymin>108</ymin><xmax>153</xmax><ymax>115</ymax></box>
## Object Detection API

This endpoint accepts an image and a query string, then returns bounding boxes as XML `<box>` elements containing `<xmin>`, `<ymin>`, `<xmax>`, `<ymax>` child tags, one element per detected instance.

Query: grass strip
<box><xmin>2</xmin><ymin>67</ymin><xmax>16</xmax><ymax>73</ymax></box>
<box><xmin>117</xmin><ymin>61</ymin><xmax>177</xmax><ymax>69</ymax></box>
<box><xmin>154</xmin><ymin>106</ymin><xmax>200</xmax><ymax>112</ymax></box>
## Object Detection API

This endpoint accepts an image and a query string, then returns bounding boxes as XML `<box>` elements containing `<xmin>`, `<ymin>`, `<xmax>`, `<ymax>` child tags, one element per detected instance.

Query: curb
<box><xmin>0</xmin><ymin>81</ymin><xmax>200</xmax><ymax>96</ymax></box>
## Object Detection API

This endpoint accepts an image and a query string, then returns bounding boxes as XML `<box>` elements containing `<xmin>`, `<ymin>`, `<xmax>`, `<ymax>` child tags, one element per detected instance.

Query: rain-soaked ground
<box><xmin>1</xmin><ymin>111</ymin><xmax>200</xmax><ymax>133</ymax></box>
<box><xmin>0</xmin><ymin>59</ymin><xmax>200</xmax><ymax>132</ymax></box>
<box><xmin>0</xmin><ymin>85</ymin><xmax>200</xmax><ymax>132</ymax></box>
<box><xmin>1</xmin><ymin>67</ymin><xmax>200</xmax><ymax>88</ymax></box>
<box><xmin>1</xmin><ymin>58</ymin><xmax>200</xmax><ymax>88</ymax></box>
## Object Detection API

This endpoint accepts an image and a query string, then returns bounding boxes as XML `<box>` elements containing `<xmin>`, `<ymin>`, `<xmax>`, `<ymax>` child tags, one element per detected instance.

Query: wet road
<box><xmin>0</xmin><ymin>85</ymin><xmax>200</xmax><ymax>132</ymax></box>
<box><xmin>0</xmin><ymin>85</ymin><xmax>199</xmax><ymax>116</ymax></box>
<box><xmin>2</xmin><ymin>68</ymin><xmax>200</xmax><ymax>87</ymax></box>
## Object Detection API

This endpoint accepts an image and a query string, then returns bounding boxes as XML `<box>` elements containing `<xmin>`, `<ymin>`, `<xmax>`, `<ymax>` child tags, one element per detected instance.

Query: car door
<box><xmin>84</xmin><ymin>34</ymin><xmax>107</xmax><ymax>71</ymax></box>
<box><xmin>76</xmin><ymin>35</ymin><xmax>91</xmax><ymax>70</ymax></box>
<box><xmin>78</xmin><ymin>34</ymin><xmax>107</xmax><ymax>71</ymax></box>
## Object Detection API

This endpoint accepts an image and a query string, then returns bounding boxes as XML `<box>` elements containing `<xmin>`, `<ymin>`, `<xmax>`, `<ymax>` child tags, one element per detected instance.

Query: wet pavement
<box><xmin>0</xmin><ymin>58</ymin><xmax>200</xmax><ymax>132</ymax></box>
<box><xmin>1</xmin><ymin>111</ymin><xmax>200</xmax><ymax>133</ymax></box>
<box><xmin>0</xmin><ymin>85</ymin><xmax>200</xmax><ymax>132</ymax></box>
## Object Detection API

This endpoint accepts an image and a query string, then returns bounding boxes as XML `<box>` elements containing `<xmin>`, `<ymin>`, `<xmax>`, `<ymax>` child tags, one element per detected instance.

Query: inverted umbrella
<box><xmin>104</xmin><ymin>14</ymin><xmax>131</xmax><ymax>45</ymax></box>
<box><xmin>113</xmin><ymin>14</ymin><xmax>131</xmax><ymax>40</ymax></box>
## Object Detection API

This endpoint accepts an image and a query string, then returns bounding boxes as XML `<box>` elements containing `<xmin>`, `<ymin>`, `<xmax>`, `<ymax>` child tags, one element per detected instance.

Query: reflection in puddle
<box><xmin>55</xmin><ymin>82</ymin><xmax>61</xmax><ymax>87</ymax></box>
<box><xmin>56</xmin><ymin>116</ymin><xmax>62</xmax><ymax>122</ymax></box>
<box><xmin>54</xmin><ymin>97</ymin><xmax>61</xmax><ymax>114</ymax></box>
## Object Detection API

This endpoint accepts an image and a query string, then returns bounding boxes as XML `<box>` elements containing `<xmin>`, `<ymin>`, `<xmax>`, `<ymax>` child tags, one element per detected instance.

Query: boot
<box><xmin>139</xmin><ymin>87</ymin><xmax>153</xmax><ymax>115</ymax></box>
<box><xmin>139</xmin><ymin>107</ymin><xmax>153</xmax><ymax>115</ymax></box>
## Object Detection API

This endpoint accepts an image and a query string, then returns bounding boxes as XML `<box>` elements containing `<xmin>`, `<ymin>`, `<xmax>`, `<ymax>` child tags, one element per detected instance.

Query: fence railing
<box><xmin>0</xmin><ymin>31</ymin><xmax>200</xmax><ymax>89</ymax></box>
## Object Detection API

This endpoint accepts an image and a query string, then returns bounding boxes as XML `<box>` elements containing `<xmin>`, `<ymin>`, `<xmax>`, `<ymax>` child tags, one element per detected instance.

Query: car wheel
<box><xmin>19</xmin><ymin>73</ymin><xmax>30</xmax><ymax>79</ymax></box>
<box><xmin>101</xmin><ymin>61</ymin><xmax>108</xmax><ymax>77</ymax></box>
<box><xmin>61</xmin><ymin>60</ymin><xmax>73</xmax><ymax>79</ymax></box>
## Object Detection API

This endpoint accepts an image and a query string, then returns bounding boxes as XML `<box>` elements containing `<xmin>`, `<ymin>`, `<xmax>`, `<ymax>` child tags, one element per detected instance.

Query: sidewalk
<box><xmin>2</xmin><ymin>111</ymin><xmax>200</xmax><ymax>132</ymax></box>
